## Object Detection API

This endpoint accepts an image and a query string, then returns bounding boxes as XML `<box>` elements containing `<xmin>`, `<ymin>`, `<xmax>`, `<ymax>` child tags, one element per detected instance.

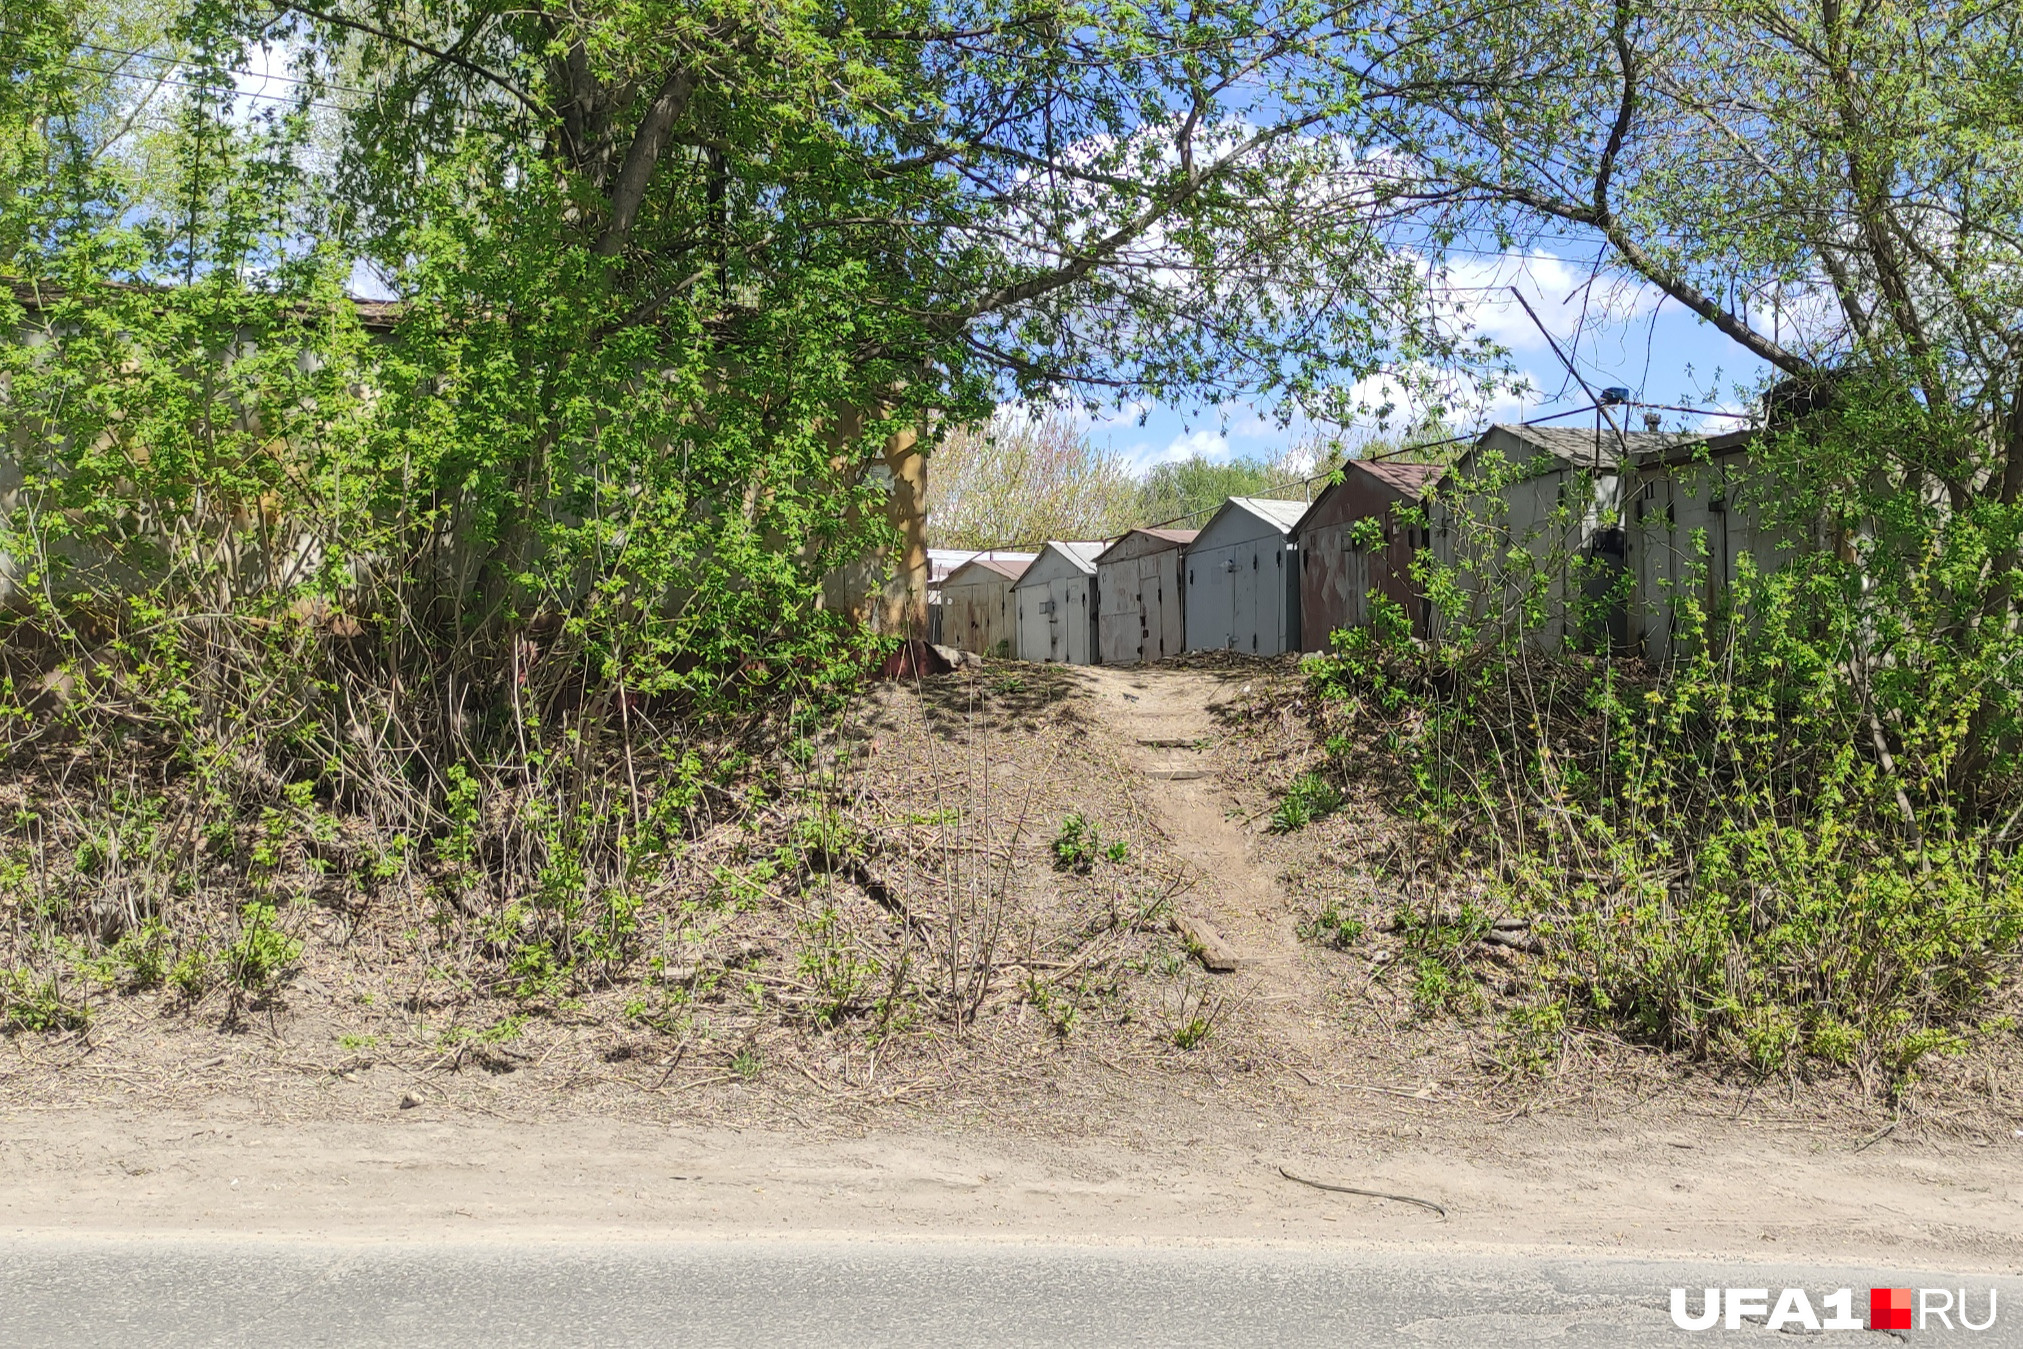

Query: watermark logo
<box><xmin>1669</xmin><ymin>1286</ymin><xmax>1997</xmax><ymax>1332</ymax></box>
<box><xmin>1871</xmin><ymin>1288</ymin><xmax>1914</xmax><ymax>1332</ymax></box>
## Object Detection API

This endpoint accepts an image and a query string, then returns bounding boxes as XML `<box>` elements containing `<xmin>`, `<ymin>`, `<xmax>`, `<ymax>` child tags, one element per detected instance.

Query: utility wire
<box><xmin>1139</xmin><ymin>404</ymin><xmax>1600</xmax><ymax>533</ymax></box>
<box><xmin>55</xmin><ymin>58</ymin><xmax>356</xmax><ymax>112</ymax></box>
<box><xmin>12</xmin><ymin>31</ymin><xmax>376</xmax><ymax>97</ymax></box>
<box><xmin>964</xmin><ymin>394</ymin><xmax>1739</xmax><ymax>556</ymax></box>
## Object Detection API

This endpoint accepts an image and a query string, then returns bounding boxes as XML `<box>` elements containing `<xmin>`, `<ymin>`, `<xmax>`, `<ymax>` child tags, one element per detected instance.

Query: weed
<box><xmin>91</xmin><ymin>918</ymin><xmax>172</xmax><ymax>990</ymax></box>
<box><xmin>730</xmin><ymin>1046</ymin><xmax>762</xmax><ymax>1079</ymax></box>
<box><xmin>225</xmin><ymin>902</ymin><xmax>303</xmax><ymax>997</ymax></box>
<box><xmin>0</xmin><ymin>969</ymin><xmax>90</xmax><ymax>1033</ymax></box>
<box><xmin>1166</xmin><ymin>980</ymin><xmax>1224</xmax><ymax>1049</ymax></box>
<box><xmin>1052</xmin><ymin>812</ymin><xmax>1125</xmax><ymax>874</ymax></box>
<box><xmin>1270</xmin><ymin>771</ymin><xmax>1343</xmax><ymax>832</ymax></box>
<box><xmin>1023</xmin><ymin>972</ymin><xmax>1080</xmax><ymax>1037</ymax></box>
<box><xmin>1493</xmin><ymin>1003</ymin><xmax>1567</xmax><ymax>1074</ymax></box>
<box><xmin>169</xmin><ymin>945</ymin><xmax>215</xmax><ymax>1001</ymax></box>
<box><xmin>1296</xmin><ymin>902</ymin><xmax>1365</xmax><ymax>949</ymax></box>
<box><xmin>796</xmin><ymin>907</ymin><xmax>875</xmax><ymax>1026</ymax></box>
<box><xmin>1390</xmin><ymin>905</ymin><xmax>1490</xmax><ymax>1016</ymax></box>
<box><xmin>1302</xmin><ymin>399</ymin><xmax>2023</xmax><ymax>1077</ymax></box>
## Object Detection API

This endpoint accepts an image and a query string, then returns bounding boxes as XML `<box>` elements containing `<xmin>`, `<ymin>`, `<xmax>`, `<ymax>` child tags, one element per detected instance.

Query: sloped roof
<box><xmin>1019</xmin><ymin>540</ymin><xmax>1105</xmax><ymax>580</ymax></box>
<box><xmin>1632</xmin><ymin>426</ymin><xmax>1757</xmax><ymax>468</ymax></box>
<box><xmin>1188</xmin><ymin>495</ymin><xmax>1309</xmax><ymax>552</ymax></box>
<box><xmin>1292</xmin><ymin>458</ymin><xmax>1445</xmax><ymax>536</ymax></box>
<box><xmin>1484</xmin><ymin>423</ymin><xmax>1704</xmax><ymax>471</ymax></box>
<box><xmin>1356</xmin><ymin>459</ymin><xmax>1445</xmax><ymax>497</ymax></box>
<box><xmin>943</xmin><ymin>555</ymin><xmax>1032</xmax><ymax>585</ymax></box>
<box><xmin>928</xmin><ymin>548</ymin><xmax>1034</xmax><ymax>585</ymax></box>
<box><xmin>1226</xmin><ymin>495</ymin><xmax>1309</xmax><ymax>531</ymax></box>
<box><xmin>1094</xmin><ymin>527</ymin><xmax>1197</xmax><ymax>565</ymax></box>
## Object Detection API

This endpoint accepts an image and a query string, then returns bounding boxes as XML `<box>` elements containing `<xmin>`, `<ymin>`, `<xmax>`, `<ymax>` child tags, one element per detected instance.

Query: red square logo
<box><xmin>1871</xmin><ymin>1288</ymin><xmax>1913</xmax><ymax>1330</ymax></box>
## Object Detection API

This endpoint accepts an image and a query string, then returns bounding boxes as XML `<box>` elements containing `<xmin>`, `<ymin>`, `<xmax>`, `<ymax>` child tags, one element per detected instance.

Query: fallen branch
<box><xmin>1275</xmin><ymin>1165</ymin><xmax>1448</xmax><ymax>1218</ymax></box>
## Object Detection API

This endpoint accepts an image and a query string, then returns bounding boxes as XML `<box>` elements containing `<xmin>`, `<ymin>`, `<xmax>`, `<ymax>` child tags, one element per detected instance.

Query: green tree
<box><xmin>1132</xmin><ymin>434</ymin><xmax>1339</xmax><ymax>526</ymax></box>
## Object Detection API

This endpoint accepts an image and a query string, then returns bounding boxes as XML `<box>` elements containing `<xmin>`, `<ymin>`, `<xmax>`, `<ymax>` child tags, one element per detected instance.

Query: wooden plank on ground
<box><xmin>1171</xmin><ymin>911</ymin><xmax>1242</xmax><ymax>972</ymax></box>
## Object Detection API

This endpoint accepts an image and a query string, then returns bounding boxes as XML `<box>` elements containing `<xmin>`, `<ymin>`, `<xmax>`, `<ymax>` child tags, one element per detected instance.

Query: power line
<box><xmin>55</xmin><ymin>58</ymin><xmax>357</xmax><ymax>113</ymax></box>
<box><xmin>2</xmin><ymin>28</ymin><xmax>372</xmax><ymax>96</ymax></box>
<box><xmin>1137</xmin><ymin>405</ymin><xmax>1604</xmax><ymax>532</ymax></box>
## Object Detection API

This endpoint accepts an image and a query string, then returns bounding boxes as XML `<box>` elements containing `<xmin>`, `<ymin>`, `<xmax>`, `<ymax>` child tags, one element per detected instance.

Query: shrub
<box><xmin>1305</xmin><ymin>388</ymin><xmax>2023</xmax><ymax>1080</ymax></box>
<box><xmin>1296</xmin><ymin>902</ymin><xmax>1366</xmax><ymax>949</ymax></box>
<box><xmin>1</xmin><ymin>970</ymin><xmax>89</xmax><ymax>1033</ymax></box>
<box><xmin>226</xmin><ymin>903</ymin><xmax>303</xmax><ymax>997</ymax></box>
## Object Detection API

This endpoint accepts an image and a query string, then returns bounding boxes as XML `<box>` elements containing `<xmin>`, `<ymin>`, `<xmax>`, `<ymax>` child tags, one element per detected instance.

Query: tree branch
<box><xmin>277</xmin><ymin>2</ymin><xmax>547</xmax><ymax>121</ymax></box>
<box><xmin>594</xmin><ymin>67</ymin><xmax>697</xmax><ymax>258</ymax></box>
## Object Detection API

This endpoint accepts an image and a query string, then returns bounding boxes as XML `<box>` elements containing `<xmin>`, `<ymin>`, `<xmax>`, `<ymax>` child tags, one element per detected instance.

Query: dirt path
<box><xmin>7</xmin><ymin>1104</ymin><xmax>2023</xmax><ymax>1272</ymax></box>
<box><xmin>1070</xmin><ymin>666</ymin><xmax>1315</xmax><ymax>1016</ymax></box>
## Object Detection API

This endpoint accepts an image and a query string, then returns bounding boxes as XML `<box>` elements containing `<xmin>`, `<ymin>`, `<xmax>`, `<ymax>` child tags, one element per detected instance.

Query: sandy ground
<box><xmin>8</xmin><ymin>659</ymin><xmax>2023</xmax><ymax>1271</ymax></box>
<box><xmin>6</xmin><ymin>1099</ymin><xmax>2023</xmax><ymax>1271</ymax></box>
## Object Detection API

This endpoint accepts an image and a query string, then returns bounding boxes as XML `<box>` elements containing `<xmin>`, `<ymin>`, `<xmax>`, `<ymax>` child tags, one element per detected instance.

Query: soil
<box><xmin>7</xmin><ymin>655</ymin><xmax>2023</xmax><ymax>1268</ymax></box>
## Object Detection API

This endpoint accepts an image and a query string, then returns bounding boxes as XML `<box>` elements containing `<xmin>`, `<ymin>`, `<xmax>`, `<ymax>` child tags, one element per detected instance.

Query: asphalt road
<box><xmin>5</xmin><ymin>1236</ymin><xmax>2020</xmax><ymax>1347</ymax></box>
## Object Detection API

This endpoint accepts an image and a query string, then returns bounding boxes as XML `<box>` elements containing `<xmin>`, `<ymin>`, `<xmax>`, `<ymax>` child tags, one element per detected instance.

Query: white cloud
<box><xmin>1152</xmin><ymin>427</ymin><xmax>1237</xmax><ymax>466</ymax></box>
<box><xmin>1434</xmin><ymin>250</ymin><xmax>1663</xmax><ymax>357</ymax></box>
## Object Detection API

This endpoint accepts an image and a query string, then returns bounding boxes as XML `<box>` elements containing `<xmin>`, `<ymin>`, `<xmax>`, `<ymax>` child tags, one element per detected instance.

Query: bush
<box><xmin>225</xmin><ymin>903</ymin><xmax>303</xmax><ymax>998</ymax></box>
<box><xmin>1304</xmin><ymin>386</ymin><xmax>2023</xmax><ymax>1080</ymax></box>
<box><xmin>1296</xmin><ymin>902</ymin><xmax>1366</xmax><ymax>949</ymax></box>
<box><xmin>1</xmin><ymin>970</ymin><xmax>89</xmax><ymax>1033</ymax></box>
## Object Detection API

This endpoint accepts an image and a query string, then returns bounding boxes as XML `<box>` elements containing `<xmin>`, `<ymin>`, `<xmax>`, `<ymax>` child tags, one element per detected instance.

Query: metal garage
<box><xmin>1094</xmin><ymin>528</ymin><xmax>1195</xmax><ymax>665</ymax></box>
<box><xmin>1013</xmin><ymin>541</ymin><xmax>1105</xmax><ymax>664</ymax></box>
<box><xmin>1294</xmin><ymin>460</ymin><xmax>1442</xmax><ymax>649</ymax></box>
<box><xmin>1182</xmin><ymin>497</ymin><xmax>1305</xmax><ymax>655</ymax></box>
<box><xmin>939</xmin><ymin>553</ymin><xmax>1033</xmax><ymax>657</ymax></box>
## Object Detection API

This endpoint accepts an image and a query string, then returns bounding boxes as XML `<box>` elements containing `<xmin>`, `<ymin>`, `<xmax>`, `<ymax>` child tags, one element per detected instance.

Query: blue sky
<box><xmin>1087</xmin><ymin>248</ymin><xmax>1771</xmax><ymax>474</ymax></box>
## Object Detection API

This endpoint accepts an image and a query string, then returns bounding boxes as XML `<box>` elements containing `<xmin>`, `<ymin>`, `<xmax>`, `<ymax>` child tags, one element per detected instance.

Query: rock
<box><xmin>398</xmin><ymin>1091</ymin><xmax>422</xmax><ymax>1109</ymax></box>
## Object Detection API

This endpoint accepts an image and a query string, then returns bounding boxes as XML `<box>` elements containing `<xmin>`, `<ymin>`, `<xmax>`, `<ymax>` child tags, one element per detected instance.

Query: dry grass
<box><xmin>5</xmin><ymin>650</ymin><xmax>2015</xmax><ymax>1149</ymax></box>
<box><xmin>0</xmin><ymin>661</ymin><xmax>1269</xmax><ymax>1131</ymax></box>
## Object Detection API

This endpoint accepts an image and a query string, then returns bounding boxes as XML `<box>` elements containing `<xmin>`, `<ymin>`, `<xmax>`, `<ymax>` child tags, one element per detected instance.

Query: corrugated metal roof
<box><xmin>1094</xmin><ymin>527</ymin><xmax>1196</xmax><ymax>566</ymax></box>
<box><xmin>1038</xmin><ymin>540</ymin><xmax>1105</xmax><ymax>575</ymax></box>
<box><xmin>944</xmin><ymin>555</ymin><xmax>1032</xmax><ymax>584</ymax></box>
<box><xmin>1632</xmin><ymin>426</ymin><xmax>1755</xmax><ymax>468</ymax></box>
<box><xmin>928</xmin><ymin>548</ymin><xmax>1034</xmax><ymax>585</ymax></box>
<box><xmin>1224</xmin><ymin>495</ymin><xmax>1309</xmax><ymax>532</ymax></box>
<box><xmin>1355</xmin><ymin>459</ymin><xmax>1444</xmax><ymax>497</ymax></box>
<box><xmin>1490</xmin><ymin>423</ymin><xmax>1704</xmax><ymax>470</ymax></box>
<box><xmin>1291</xmin><ymin>458</ymin><xmax>1445</xmax><ymax>536</ymax></box>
